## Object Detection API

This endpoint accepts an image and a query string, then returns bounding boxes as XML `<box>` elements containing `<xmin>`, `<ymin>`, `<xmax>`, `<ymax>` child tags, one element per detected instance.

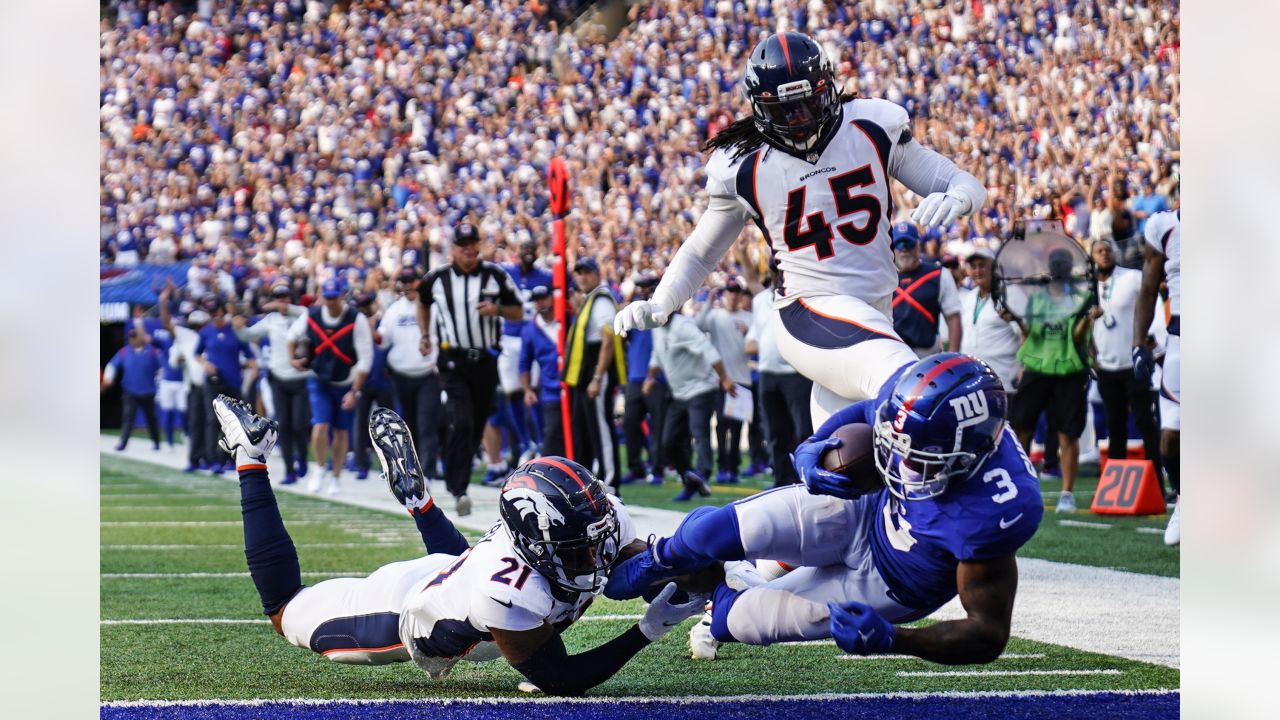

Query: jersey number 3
<box><xmin>783</xmin><ymin>165</ymin><xmax>882</xmax><ymax>259</ymax></box>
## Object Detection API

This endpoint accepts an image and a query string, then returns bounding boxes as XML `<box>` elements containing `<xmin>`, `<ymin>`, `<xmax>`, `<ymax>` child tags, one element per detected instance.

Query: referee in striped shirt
<box><xmin>417</xmin><ymin>220</ymin><xmax>523</xmax><ymax>515</ymax></box>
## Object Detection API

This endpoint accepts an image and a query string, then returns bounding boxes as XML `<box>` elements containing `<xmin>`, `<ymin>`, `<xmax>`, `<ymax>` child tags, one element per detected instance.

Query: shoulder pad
<box><xmin>704</xmin><ymin>147</ymin><xmax>749</xmax><ymax>198</ymax></box>
<box><xmin>1143</xmin><ymin>210</ymin><xmax>1178</xmax><ymax>253</ymax></box>
<box><xmin>847</xmin><ymin>98</ymin><xmax>911</xmax><ymax>144</ymax></box>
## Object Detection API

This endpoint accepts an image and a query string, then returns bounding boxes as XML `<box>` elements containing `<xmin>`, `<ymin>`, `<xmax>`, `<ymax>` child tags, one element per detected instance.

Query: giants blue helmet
<box><xmin>873</xmin><ymin>354</ymin><xmax>1007</xmax><ymax>501</ymax></box>
<box><xmin>742</xmin><ymin>32</ymin><xmax>841</xmax><ymax>155</ymax></box>
<box><xmin>497</xmin><ymin>457</ymin><xmax>622</xmax><ymax>597</ymax></box>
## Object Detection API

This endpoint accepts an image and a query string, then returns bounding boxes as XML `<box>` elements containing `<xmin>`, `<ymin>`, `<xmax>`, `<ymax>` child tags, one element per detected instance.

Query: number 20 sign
<box><xmin>1089</xmin><ymin>459</ymin><xmax>1167</xmax><ymax>516</ymax></box>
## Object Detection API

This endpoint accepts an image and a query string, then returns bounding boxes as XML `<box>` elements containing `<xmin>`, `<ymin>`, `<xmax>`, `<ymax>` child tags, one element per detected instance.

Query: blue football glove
<box><xmin>792</xmin><ymin>437</ymin><xmax>863</xmax><ymax>500</ymax></box>
<box><xmin>1132</xmin><ymin>346</ymin><xmax>1155</xmax><ymax>385</ymax></box>
<box><xmin>828</xmin><ymin>600</ymin><xmax>896</xmax><ymax>656</ymax></box>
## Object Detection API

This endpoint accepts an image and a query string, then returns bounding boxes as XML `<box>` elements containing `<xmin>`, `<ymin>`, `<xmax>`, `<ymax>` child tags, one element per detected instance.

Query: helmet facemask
<box><xmin>510</xmin><ymin>506</ymin><xmax>622</xmax><ymax>596</ymax></box>
<box><xmin>872</xmin><ymin>415</ymin><xmax>989</xmax><ymax>502</ymax></box>
<box><xmin>751</xmin><ymin>77</ymin><xmax>839</xmax><ymax>153</ymax></box>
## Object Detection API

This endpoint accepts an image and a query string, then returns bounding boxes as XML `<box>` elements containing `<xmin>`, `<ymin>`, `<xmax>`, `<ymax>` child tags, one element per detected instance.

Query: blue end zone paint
<box><xmin>103</xmin><ymin>692</ymin><xmax>1179</xmax><ymax>720</ymax></box>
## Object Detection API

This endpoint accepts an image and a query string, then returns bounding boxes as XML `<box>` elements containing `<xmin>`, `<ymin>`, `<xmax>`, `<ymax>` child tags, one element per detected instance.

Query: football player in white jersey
<box><xmin>1134</xmin><ymin>209</ymin><xmax>1180</xmax><ymax>545</ymax></box>
<box><xmin>213</xmin><ymin>396</ymin><xmax>706</xmax><ymax>695</ymax></box>
<box><xmin>614</xmin><ymin>32</ymin><xmax>988</xmax><ymax>426</ymax></box>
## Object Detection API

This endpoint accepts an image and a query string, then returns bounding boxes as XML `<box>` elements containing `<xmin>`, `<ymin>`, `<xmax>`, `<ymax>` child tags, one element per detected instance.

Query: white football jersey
<box><xmin>1143</xmin><ymin>210</ymin><xmax>1180</xmax><ymax>317</ymax></box>
<box><xmin>706</xmin><ymin>98</ymin><xmax>911</xmax><ymax>307</ymax></box>
<box><xmin>396</xmin><ymin>496</ymin><xmax>637</xmax><ymax>678</ymax></box>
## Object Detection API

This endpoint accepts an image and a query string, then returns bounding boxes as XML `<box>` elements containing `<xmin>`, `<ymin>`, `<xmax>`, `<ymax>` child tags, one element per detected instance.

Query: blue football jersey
<box><xmin>501</xmin><ymin>263</ymin><xmax>554</xmax><ymax>338</ymax></box>
<box><xmin>850</xmin><ymin>401</ymin><xmax>1043</xmax><ymax>612</ymax></box>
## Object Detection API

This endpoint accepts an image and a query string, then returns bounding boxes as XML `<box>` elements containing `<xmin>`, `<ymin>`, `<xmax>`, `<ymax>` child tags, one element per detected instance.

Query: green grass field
<box><xmin>101</xmin><ymin>453</ymin><xmax>1179</xmax><ymax>702</ymax></box>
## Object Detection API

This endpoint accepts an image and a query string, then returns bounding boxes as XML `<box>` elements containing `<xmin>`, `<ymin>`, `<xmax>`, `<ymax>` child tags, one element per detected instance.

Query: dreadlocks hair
<box><xmin>703</xmin><ymin>91</ymin><xmax>859</xmax><ymax>161</ymax></box>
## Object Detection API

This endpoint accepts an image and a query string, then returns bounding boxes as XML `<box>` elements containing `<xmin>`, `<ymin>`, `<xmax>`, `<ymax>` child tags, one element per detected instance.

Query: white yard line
<box><xmin>897</xmin><ymin>669</ymin><xmax>1123</xmax><ymax>678</ymax></box>
<box><xmin>102</xmin><ymin>615</ymin><xmax>644</xmax><ymax>625</ymax></box>
<box><xmin>837</xmin><ymin>653</ymin><xmax>1046</xmax><ymax>661</ymax></box>
<box><xmin>1057</xmin><ymin>519</ymin><xmax>1113</xmax><ymax>529</ymax></box>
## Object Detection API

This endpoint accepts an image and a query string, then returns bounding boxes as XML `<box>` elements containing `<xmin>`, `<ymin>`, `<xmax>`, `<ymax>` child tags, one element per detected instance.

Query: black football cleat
<box><xmin>212</xmin><ymin>395</ymin><xmax>278</xmax><ymax>464</ymax></box>
<box><xmin>369</xmin><ymin>407</ymin><xmax>431</xmax><ymax>513</ymax></box>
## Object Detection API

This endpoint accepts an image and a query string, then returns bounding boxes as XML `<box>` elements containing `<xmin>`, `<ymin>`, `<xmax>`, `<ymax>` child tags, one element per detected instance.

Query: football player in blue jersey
<box><xmin>605</xmin><ymin>353</ymin><xmax>1043</xmax><ymax>664</ymax></box>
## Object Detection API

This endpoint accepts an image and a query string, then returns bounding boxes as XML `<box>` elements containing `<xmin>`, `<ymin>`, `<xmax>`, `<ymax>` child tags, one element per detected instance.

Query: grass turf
<box><xmin>101</xmin><ymin>453</ymin><xmax>1178</xmax><ymax>701</ymax></box>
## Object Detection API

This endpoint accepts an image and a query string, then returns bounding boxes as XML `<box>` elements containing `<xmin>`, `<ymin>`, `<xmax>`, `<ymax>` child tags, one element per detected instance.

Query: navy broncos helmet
<box><xmin>873</xmin><ymin>353</ymin><xmax>1007</xmax><ymax>501</ymax></box>
<box><xmin>742</xmin><ymin>32</ymin><xmax>841</xmax><ymax>155</ymax></box>
<box><xmin>498</xmin><ymin>457</ymin><xmax>622</xmax><ymax>597</ymax></box>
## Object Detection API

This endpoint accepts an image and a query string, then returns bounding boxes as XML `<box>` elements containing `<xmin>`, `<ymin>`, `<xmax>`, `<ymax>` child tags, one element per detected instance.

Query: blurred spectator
<box><xmin>957</xmin><ymin>248</ymin><xmax>1022</xmax><ymax>396</ymax></box>
<box><xmin>890</xmin><ymin>224</ymin><xmax>962</xmax><ymax>358</ymax></box>
<box><xmin>1008</xmin><ymin>250</ymin><xmax>1097</xmax><ymax>514</ymax></box>
<box><xmin>288</xmin><ymin>278</ymin><xmax>372</xmax><ymax>496</ymax></box>
<box><xmin>379</xmin><ymin>266</ymin><xmax>441</xmax><ymax>480</ymax></box>
<box><xmin>621</xmin><ymin>272</ymin><xmax>667</xmax><ymax>485</ymax></box>
<box><xmin>747</xmin><ymin>283</ymin><xmax>813</xmax><ymax>487</ymax></box>
<box><xmin>519</xmin><ymin>284</ymin><xmax>567</xmax><ymax>455</ymax></box>
<box><xmin>649</xmin><ymin>310</ymin><xmax>735</xmax><ymax>502</ymax></box>
<box><xmin>102</xmin><ymin>326</ymin><xmax>164</xmax><ymax>452</ymax></box>
<box><xmin>195</xmin><ymin>296</ymin><xmax>257</xmax><ymax>474</ymax></box>
<box><xmin>351</xmin><ymin>292</ymin><xmax>397</xmax><ymax>480</ymax></box>
<box><xmin>165</xmin><ymin>306</ymin><xmax>211</xmax><ymax>472</ymax></box>
<box><xmin>99</xmin><ymin>1</ymin><xmax>1178</xmax><ymax>301</ymax></box>
<box><xmin>696</xmin><ymin>280</ymin><xmax>753</xmax><ymax>484</ymax></box>
<box><xmin>234</xmin><ymin>283</ymin><xmax>309</xmax><ymax>485</ymax></box>
<box><xmin>496</xmin><ymin>238</ymin><xmax>554</xmax><ymax>461</ymax></box>
<box><xmin>1089</xmin><ymin>239</ymin><xmax>1163</xmax><ymax>488</ymax></box>
<box><xmin>564</xmin><ymin>257</ymin><xmax>623</xmax><ymax>493</ymax></box>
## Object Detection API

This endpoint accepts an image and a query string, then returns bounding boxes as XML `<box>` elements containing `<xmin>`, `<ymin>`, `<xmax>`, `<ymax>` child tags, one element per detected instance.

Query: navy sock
<box><xmin>659</xmin><ymin>504</ymin><xmax>746</xmax><ymax>569</ymax></box>
<box><xmin>1166</xmin><ymin>458</ymin><xmax>1179</xmax><ymax>495</ymax></box>
<box><xmin>411</xmin><ymin>501</ymin><xmax>470</xmax><ymax>556</ymax></box>
<box><xmin>162</xmin><ymin>409</ymin><xmax>176</xmax><ymax>446</ymax></box>
<box><xmin>709</xmin><ymin>582</ymin><xmax>741</xmax><ymax>643</ymax></box>
<box><xmin>239</xmin><ymin>467</ymin><xmax>303</xmax><ymax>615</ymax></box>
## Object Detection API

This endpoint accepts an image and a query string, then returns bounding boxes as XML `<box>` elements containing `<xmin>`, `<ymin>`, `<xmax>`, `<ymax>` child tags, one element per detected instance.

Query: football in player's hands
<box><xmin>821</xmin><ymin>423</ymin><xmax>881</xmax><ymax>494</ymax></box>
<box><xmin>674</xmin><ymin>563</ymin><xmax>725</xmax><ymax>594</ymax></box>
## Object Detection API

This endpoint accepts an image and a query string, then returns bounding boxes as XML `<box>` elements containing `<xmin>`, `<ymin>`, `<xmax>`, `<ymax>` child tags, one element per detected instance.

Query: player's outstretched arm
<box><xmin>893</xmin><ymin>139</ymin><xmax>987</xmax><ymax>230</ymax></box>
<box><xmin>891</xmin><ymin>552</ymin><xmax>1018</xmax><ymax>664</ymax></box>
<box><xmin>617</xmin><ymin>195</ymin><xmax>746</xmax><ymax>336</ymax></box>
<box><xmin>493</xmin><ymin>583</ymin><xmax>705</xmax><ymax>696</ymax></box>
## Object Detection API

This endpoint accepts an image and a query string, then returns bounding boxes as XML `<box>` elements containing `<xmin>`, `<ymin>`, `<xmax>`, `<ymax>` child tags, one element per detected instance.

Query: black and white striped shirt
<box><xmin>421</xmin><ymin>261</ymin><xmax>521</xmax><ymax>351</ymax></box>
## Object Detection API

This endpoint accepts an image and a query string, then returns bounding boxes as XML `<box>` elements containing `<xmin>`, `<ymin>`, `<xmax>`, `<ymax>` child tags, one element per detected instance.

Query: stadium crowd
<box><xmin>100</xmin><ymin>1</ymin><xmax>1179</xmax><ymax>530</ymax></box>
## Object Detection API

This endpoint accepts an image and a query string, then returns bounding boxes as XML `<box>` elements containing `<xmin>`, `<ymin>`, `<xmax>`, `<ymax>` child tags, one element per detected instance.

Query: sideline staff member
<box><xmin>417</xmin><ymin>220</ymin><xmax>522</xmax><ymax>515</ymax></box>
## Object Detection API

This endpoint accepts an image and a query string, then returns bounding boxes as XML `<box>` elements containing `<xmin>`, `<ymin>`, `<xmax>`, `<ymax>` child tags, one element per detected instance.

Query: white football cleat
<box><xmin>306</xmin><ymin>470</ymin><xmax>325</xmax><ymax>494</ymax></box>
<box><xmin>370</xmin><ymin>408</ymin><xmax>431</xmax><ymax>513</ymax></box>
<box><xmin>688</xmin><ymin>609</ymin><xmax>720</xmax><ymax>660</ymax></box>
<box><xmin>1164</xmin><ymin>497</ymin><xmax>1180</xmax><ymax>546</ymax></box>
<box><xmin>1055</xmin><ymin>490</ymin><xmax>1076</xmax><ymax>514</ymax></box>
<box><xmin>212</xmin><ymin>395</ymin><xmax>278</xmax><ymax>464</ymax></box>
<box><xmin>326</xmin><ymin>472</ymin><xmax>342</xmax><ymax>497</ymax></box>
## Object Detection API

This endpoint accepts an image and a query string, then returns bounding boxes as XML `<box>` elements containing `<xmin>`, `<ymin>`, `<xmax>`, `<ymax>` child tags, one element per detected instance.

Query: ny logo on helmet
<box><xmin>949</xmin><ymin>391</ymin><xmax>990</xmax><ymax>427</ymax></box>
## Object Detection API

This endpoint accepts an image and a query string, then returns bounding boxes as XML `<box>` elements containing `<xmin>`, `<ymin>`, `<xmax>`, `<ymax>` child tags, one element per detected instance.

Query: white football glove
<box><xmin>909</xmin><ymin>189</ymin><xmax>971</xmax><ymax>230</ymax></box>
<box><xmin>638</xmin><ymin>583</ymin><xmax>708</xmax><ymax>641</ymax></box>
<box><xmin>614</xmin><ymin>300</ymin><xmax>669</xmax><ymax>337</ymax></box>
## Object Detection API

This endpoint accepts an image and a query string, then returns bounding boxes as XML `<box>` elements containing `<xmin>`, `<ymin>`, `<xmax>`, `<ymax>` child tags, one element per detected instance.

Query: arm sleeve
<box><xmin>510</xmin><ymin>626</ymin><xmax>651</xmax><ymax>696</ymax></box>
<box><xmin>286</xmin><ymin>313</ymin><xmax>308</xmax><ymax>343</ymax></box>
<box><xmin>518</xmin><ymin>327</ymin><xmax>535</xmax><ymax>374</ymax></box>
<box><xmin>353</xmin><ymin>314</ymin><xmax>374</xmax><ymax>375</ymax></box>
<box><xmin>650</xmin><ymin>195</ymin><xmax>748</xmax><ymax>316</ymax></box>
<box><xmin>237</xmin><ymin>318</ymin><xmax>269</xmax><ymax>343</ymax></box>
<box><xmin>496</xmin><ymin>267</ymin><xmax>522</xmax><ymax>306</ymax></box>
<box><xmin>892</xmin><ymin>139</ymin><xmax>987</xmax><ymax>213</ymax></box>
<box><xmin>939</xmin><ymin>268</ymin><xmax>962</xmax><ymax>315</ymax></box>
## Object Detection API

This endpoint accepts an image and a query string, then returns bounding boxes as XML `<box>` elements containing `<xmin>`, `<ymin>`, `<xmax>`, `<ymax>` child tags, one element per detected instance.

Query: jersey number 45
<box><xmin>784</xmin><ymin>165</ymin><xmax>882</xmax><ymax>259</ymax></box>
